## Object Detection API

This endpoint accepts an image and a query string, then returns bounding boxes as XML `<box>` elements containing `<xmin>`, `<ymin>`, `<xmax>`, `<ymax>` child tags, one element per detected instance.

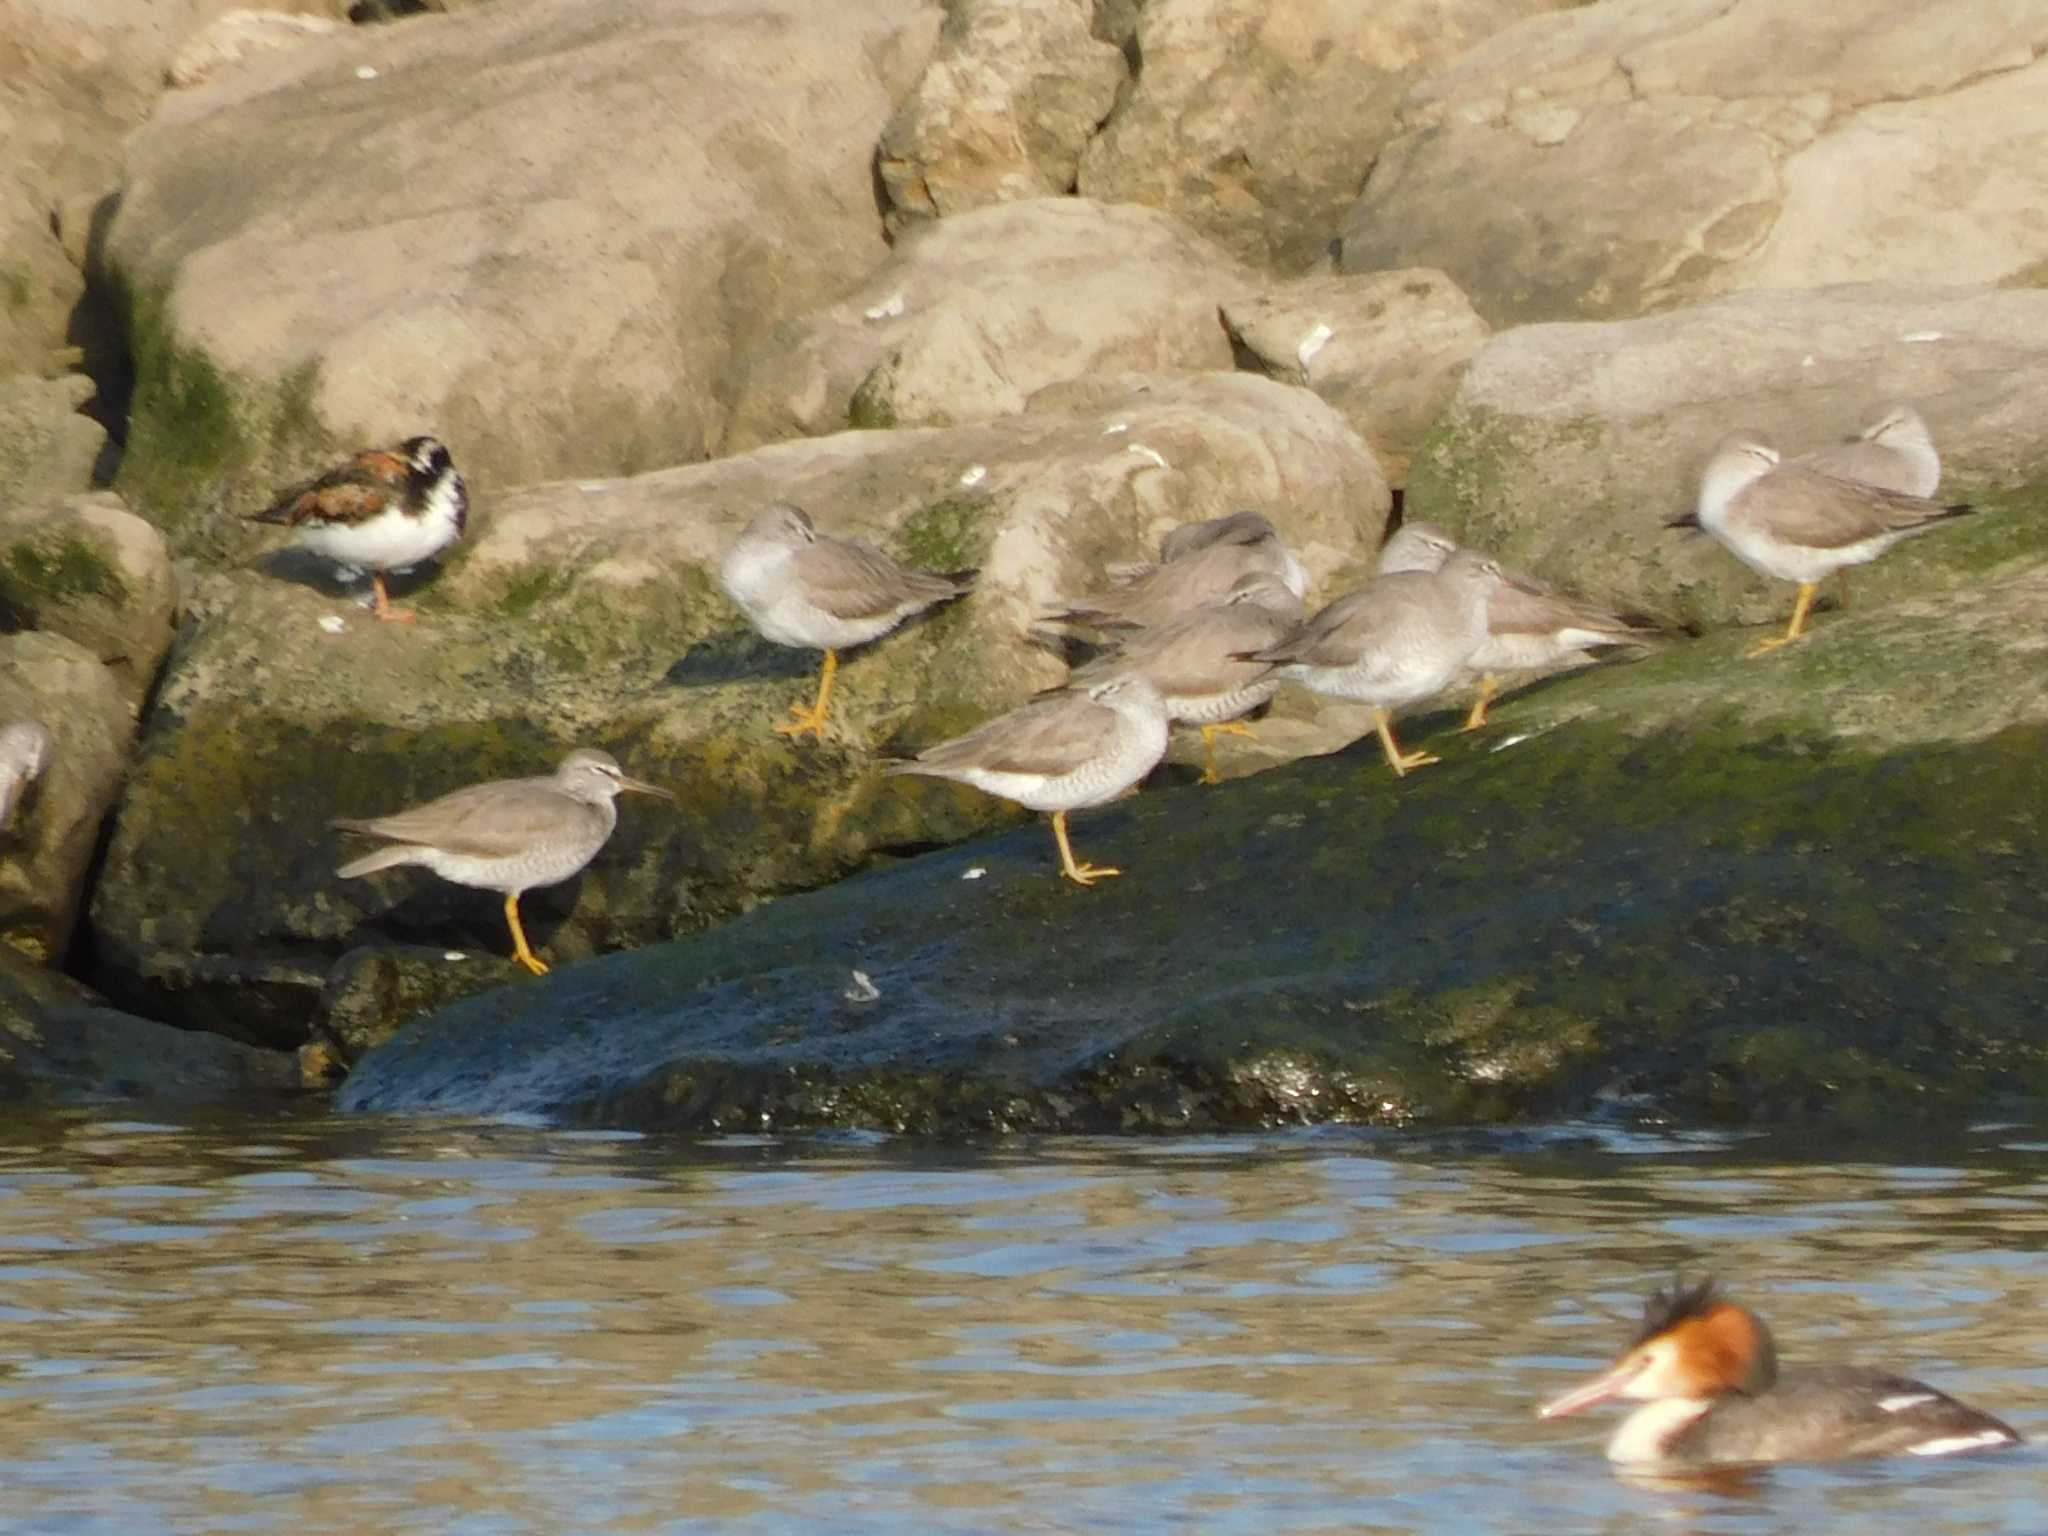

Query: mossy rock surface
<box><xmin>340</xmin><ymin>543</ymin><xmax>2048</xmax><ymax>1133</ymax></box>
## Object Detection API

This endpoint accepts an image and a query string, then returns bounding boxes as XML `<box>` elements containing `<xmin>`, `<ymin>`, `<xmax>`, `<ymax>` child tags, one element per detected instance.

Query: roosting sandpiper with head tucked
<box><xmin>719</xmin><ymin>502</ymin><xmax>975</xmax><ymax>742</ymax></box>
<box><xmin>1672</xmin><ymin>434</ymin><xmax>1973</xmax><ymax>658</ymax></box>
<box><xmin>335</xmin><ymin>749</ymin><xmax>673</xmax><ymax>975</ymax></box>
<box><xmin>249</xmin><ymin>436</ymin><xmax>468</xmax><ymax>622</ymax></box>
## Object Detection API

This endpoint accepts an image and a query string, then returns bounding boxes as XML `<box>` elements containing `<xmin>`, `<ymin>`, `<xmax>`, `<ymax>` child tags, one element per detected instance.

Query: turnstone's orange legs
<box><xmin>371</xmin><ymin>573</ymin><xmax>418</xmax><ymax>624</ymax></box>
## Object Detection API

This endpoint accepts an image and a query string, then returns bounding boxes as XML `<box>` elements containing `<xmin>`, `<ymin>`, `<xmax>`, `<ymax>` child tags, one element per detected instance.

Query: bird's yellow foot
<box><xmin>1062</xmin><ymin>861</ymin><xmax>1122</xmax><ymax>886</ymax></box>
<box><xmin>1391</xmin><ymin>750</ymin><xmax>1442</xmax><ymax>776</ymax></box>
<box><xmin>1744</xmin><ymin>635</ymin><xmax>1800</xmax><ymax>660</ymax></box>
<box><xmin>1209</xmin><ymin>721</ymin><xmax>1258</xmax><ymax>740</ymax></box>
<box><xmin>1461</xmin><ymin>703</ymin><xmax>1491</xmax><ymax>733</ymax></box>
<box><xmin>1198</xmin><ymin>764</ymin><xmax>1223</xmax><ymax>787</ymax></box>
<box><xmin>517</xmin><ymin>952</ymin><xmax>550</xmax><ymax>976</ymax></box>
<box><xmin>774</xmin><ymin>705</ymin><xmax>830</xmax><ymax>740</ymax></box>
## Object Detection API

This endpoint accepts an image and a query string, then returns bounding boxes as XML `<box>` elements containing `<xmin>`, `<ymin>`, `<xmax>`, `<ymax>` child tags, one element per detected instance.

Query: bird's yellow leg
<box><xmin>370</xmin><ymin>572</ymin><xmax>417</xmax><ymax>624</ymax></box>
<box><xmin>1462</xmin><ymin>675</ymin><xmax>1501</xmax><ymax>733</ymax></box>
<box><xmin>1051</xmin><ymin>809</ymin><xmax>1120</xmax><ymax>886</ymax></box>
<box><xmin>775</xmin><ymin>647</ymin><xmax>837</xmax><ymax>739</ymax></box>
<box><xmin>504</xmin><ymin>892</ymin><xmax>549</xmax><ymax>975</ymax></box>
<box><xmin>1746</xmin><ymin>582</ymin><xmax>1817</xmax><ymax>659</ymax></box>
<box><xmin>1373</xmin><ymin>707</ymin><xmax>1439</xmax><ymax>777</ymax></box>
<box><xmin>1196</xmin><ymin>721</ymin><xmax>1258</xmax><ymax>785</ymax></box>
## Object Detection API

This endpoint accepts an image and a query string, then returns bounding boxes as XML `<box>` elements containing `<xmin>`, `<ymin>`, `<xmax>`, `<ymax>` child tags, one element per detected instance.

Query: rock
<box><xmin>338</xmin><ymin>502</ymin><xmax>2048</xmax><ymax>1131</ymax></box>
<box><xmin>876</xmin><ymin>0</ymin><xmax>1126</xmax><ymax>234</ymax></box>
<box><xmin>104</xmin><ymin>0</ymin><xmax>945</xmax><ymax>549</ymax></box>
<box><xmin>723</xmin><ymin>198</ymin><xmax>1254</xmax><ymax>450</ymax></box>
<box><xmin>312</xmin><ymin>943</ymin><xmax>526</xmax><ymax>1066</ymax></box>
<box><xmin>0</xmin><ymin>631</ymin><xmax>136</xmax><ymax>964</ymax></box>
<box><xmin>0</xmin><ymin>373</ymin><xmax>107</xmax><ymax>506</ymax></box>
<box><xmin>166</xmin><ymin>9</ymin><xmax>342</xmax><ymax>88</ymax></box>
<box><xmin>0</xmin><ymin>491</ymin><xmax>178</xmax><ymax>702</ymax></box>
<box><xmin>1406</xmin><ymin>283</ymin><xmax>2048</xmax><ymax>630</ymax></box>
<box><xmin>0</xmin><ymin>945</ymin><xmax>294</xmax><ymax>1104</ymax></box>
<box><xmin>1221</xmin><ymin>269</ymin><xmax>1489</xmax><ymax>486</ymax></box>
<box><xmin>89</xmin><ymin>372</ymin><xmax>1389</xmax><ymax>1046</ymax></box>
<box><xmin>1075</xmin><ymin>0</ymin><xmax>1570</xmax><ymax>272</ymax></box>
<box><xmin>1339</xmin><ymin>0</ymin><xmax>2048</xmax><ymax>324</ymax></box>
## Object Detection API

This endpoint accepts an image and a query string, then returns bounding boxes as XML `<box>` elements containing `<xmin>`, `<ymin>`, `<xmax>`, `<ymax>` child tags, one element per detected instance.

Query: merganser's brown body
<box><xmin>1540</xmin><ymin>1278</ymin><xmax>2019</xmax><ymax>1467</ymax></box>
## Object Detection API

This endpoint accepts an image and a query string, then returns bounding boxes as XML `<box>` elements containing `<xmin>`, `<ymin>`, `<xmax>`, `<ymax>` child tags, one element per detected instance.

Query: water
<box><xmin>2</xmin><ymin>1111</ymin><xmax>2045</xmax><ymax>1534</ymax></box>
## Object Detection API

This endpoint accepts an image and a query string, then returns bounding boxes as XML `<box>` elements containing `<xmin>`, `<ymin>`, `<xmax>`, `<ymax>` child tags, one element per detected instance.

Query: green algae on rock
<box><xmin>338</xmin><ymin>550</ymin><xmax>2048</xmax><ymax>1133</ymax></box>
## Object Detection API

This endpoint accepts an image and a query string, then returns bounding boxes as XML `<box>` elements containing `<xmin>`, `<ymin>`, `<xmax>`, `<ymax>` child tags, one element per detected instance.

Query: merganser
<box><xmin>1539</xmin><ymin>1277</ymin><xmax>2020</xmax><ymax>1466</ymax></box>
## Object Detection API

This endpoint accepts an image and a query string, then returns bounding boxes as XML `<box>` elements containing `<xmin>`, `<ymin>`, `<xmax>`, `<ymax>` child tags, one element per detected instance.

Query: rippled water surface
<box><xmin>3</xmin><ymin>1111</ymin><xmax>2047</xmax><ymax>1534</ymax></box>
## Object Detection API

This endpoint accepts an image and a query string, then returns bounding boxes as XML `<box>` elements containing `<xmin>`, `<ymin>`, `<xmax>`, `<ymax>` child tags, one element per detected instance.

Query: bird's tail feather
<box><xmin>336</xmin><ymin>844</ymin><xmax>421</xmax><ymax>879</ymax></box>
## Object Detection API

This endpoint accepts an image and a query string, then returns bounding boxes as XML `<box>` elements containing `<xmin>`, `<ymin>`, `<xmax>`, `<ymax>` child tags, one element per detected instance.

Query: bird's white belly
<box><xmin>303</xmin><ymin>504</ymin><xmax>461</xmax><ymax>574</ymax></box>
<box><xmin>1471</xmin><ymin>630</ymin><xmax>1582</xmax><ymax>672</ymax></box>
<box><xmin>1711</xmin><ymin>517</ymin><xmax>1897</xmax><ymax>585</ymax></box>
<box><xmin>1166</xmin><ymin>678</ymin><xmax>1279</xmax><ymax>725</ymax></box>
<box><xmin>414</xmin><ymin>841</ymin><xmax>602</xmax><ymax>895</ymax></box>
<box><xmin>956</xmin><ymin>712</ymin><xmax>1169</xmax><ymax>813</ymax></box>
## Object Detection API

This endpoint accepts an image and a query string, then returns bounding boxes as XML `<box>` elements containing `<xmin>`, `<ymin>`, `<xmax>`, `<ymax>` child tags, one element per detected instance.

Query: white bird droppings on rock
<box><xmin>1801</xmin><ymin>354</ymin><xmax>1816</xmax><ymax>367</ymax></box>
<box><xmin>844</xmin><ymin>969</ymin><xmax>881</xmax><ymax>1003</ymax></box>
<box><xmin>1491</xmin><ymin>732</ymin><xmax>1532</xmax><ymax>752</ymax></box>
<box><xmin>958</xmin><ymin>464</ymin><xmax>987</xmax><ymax>487</ymax></box>
<box><xmin>1901</xmin><ymin>330</ymin><xmax>1944</xmax><ymax>343</ymax></box>
<box><xmin>1296</xmin><ymin>322</ymin><xmax>1334</xmax><ymax>371</ymax></box>
<box><xmin>355</xmin><ymin>65</ymin><xmax>379</xmax><ymax>80</ymax></box>
<box><xmin>318</xmin><ymin>615</ymin><xmax>347</xmax><ymax>634</ymax></box>
<box><xmin>962</xmin><ymin>866</ymin><xmax>986</xmax><ymax>880</ymax></box>
<box><xmin>1102</xmin><ymin>422</ymin><xmax>1129</xmax><ymax>435</ymax></box>
<box><xmin>863</xmin><ymin>291</ymin><xmax>906</xmax><ymax>321</ymax></box>
<box><xmin>442</xmin><ymin>951</ymin><xmax>467</xmax><ymax>962</ymax></box>
<box><xmin>1126</xmin><ymin>444</ymin><xmax>1169</xmax><ymax>471</ymax></box>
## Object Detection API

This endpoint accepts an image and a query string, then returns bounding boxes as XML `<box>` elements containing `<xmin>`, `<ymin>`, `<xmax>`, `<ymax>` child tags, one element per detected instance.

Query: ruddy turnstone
<box><xmin>251</xmin><ymin>435</ymin><xmax>468</xmax><ymax>622</ymax></box>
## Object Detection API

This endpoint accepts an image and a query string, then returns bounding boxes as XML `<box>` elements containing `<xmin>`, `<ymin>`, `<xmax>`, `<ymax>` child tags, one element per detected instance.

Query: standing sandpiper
<box><xmin>251</xmin><ymin>436</ymin><xmax>468</xmax><ymax>622</ymax></box>
<box><xmin>335</xmin><ymin>748</ymin><xmax>673</xmax><ymax>975</ymax></box>
<box><xmin>719</xmin><ymin>503</ymin><xmax>975</xmax><ymax>742</ymax></box>
<box><xmin>1073</xmin><ymin>570</ymin><xmax>1303</xmax><ymax>783</ymax></box>
<box><xmin>1377</xmin><ymin>522</ymin><xmax>1648</xmax><ymax>730</ymax></box>
<box><xmin>1244</xmin><ymin>549</ymin><xmax>1502</xmax><ymax>777</ymax></box>
<box><xmin>1671</xmin><ymin>435</ymin><xmax>1974</xmax><ymax>658</ymax></box>
<box><xmin>887</xmin><ymin>673</ymin><xmax>1169</xmax><ymax>886</ymax></box>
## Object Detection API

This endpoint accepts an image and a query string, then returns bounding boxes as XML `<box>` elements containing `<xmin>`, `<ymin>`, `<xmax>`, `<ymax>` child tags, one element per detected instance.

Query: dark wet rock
<box><xmin>341</xmin><ymin>518</ymin><xmax>2048</xmax><ymax>1133</ymax></box>
<box><xmin>0</xmin><ymin>947</ymin><xmax>294</xmax><ymax>1105</ymax></box>
<box><xmin>314</xmin><ymin>943</ymin><xmax>532</xmax><ymax>1066</ymax></box>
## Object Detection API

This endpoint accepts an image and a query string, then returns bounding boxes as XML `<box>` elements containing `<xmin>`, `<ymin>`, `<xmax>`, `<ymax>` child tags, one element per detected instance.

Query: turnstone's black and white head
<box><xmin>251</xmin><ymin>435</ymin><xmax>469</xmax><ymax>622</ymax></box>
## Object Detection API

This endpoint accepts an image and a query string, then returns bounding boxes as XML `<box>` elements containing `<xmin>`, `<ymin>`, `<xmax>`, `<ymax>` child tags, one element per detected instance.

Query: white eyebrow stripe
<box><xmin>1879</xmin><ymin>1393</ymin><xmax>1937</xmax><ymax>1412</ymax></box>
<box><xmin>1906</xmin><ymin>1430</ymin><xmax>2014</xmax><ymax>1456</ymax></box>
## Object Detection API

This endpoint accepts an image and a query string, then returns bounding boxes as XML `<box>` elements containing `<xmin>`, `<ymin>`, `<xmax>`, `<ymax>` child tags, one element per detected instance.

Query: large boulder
<box><xmin>0</xmin><ymin>490</ymin><xmax>178</xmax><ymax>702</ymax></box>
<box><xmin>722</xmin><ymin>198</ymin><xmax>1255</xmax><ymax>451</ymax></box>
<box><xmin>0</xmin><ymin>630</ymin><xmax>139</xmax><ymax>964</ymax></box>
<box><xmin>338</xmin><ymin>505</ymin><xmax>2048</xmax><ymax>1131</ymax></box>
<box><xmin>0</xmin><ymin>945</ymin><xmax>294</xmax><ymax>1104</ymax></box>
<box><xmin>89</xmin><ymin>372</ymin><xmax>1389</xmax><ymax>1046</ymax></box>
<box><xmin>0</xmin><ymin>374</ymin><xmax>106</xmax><ymax>507</ymax></box>
<box><xmin>1405</xmin><ymin>283</ymin><xmax>2048</xmax><ymax>629</ymax></box>
<box><xmin>1075</xmin><ymin>0</ymin><xmax>1570</xmax><ymax>272</ymax></box>
<box><xmin>1221</xmin><ymin>268</ymin><xmax>1489</xmax><ymax>487</ymax></box>
<box><xmin>1339</xmin><ymin>0</ymin><xmax>2048</xmax><ymax>325</ymax></box>
<box><xmin>875</xmin><ymin>0</ymin><xmax>1126</xmax><ymax>235</ymax></box>
<box><xmin>103</xmin><ymin>0</ymin><xmax>945</xmax><ymax>546</ymax></box>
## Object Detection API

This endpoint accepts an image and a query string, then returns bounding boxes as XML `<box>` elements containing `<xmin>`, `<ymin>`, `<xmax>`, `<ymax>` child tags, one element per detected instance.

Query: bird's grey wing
<box><xmin>1735</xmin><ymin>466</ymin><xmax>1960</xmax><ymax>549</ymax></box>
<box><xmin>1114</xmin><ymin>606</ymin><xmax>1284</xmax><ymax>696</ymax></box>
<box><xmin>906</xmin><ymin>692</ymin><xmax>1120</xmax><ymax>778</ymax></box>
<box><xmin>1796</xmin><ymin>438</ymin><xmax>1917</xmax><ymax>496</ymax></box>
<box><xmin>1486</xmin><ymin>582</ymin><xmax>1638</xmax><ymax>639</ymax></box>
<box><xmin>795</xmin><ymin>537</ymin><xmax>963</xmax><ymax>622</ymax></box>
<box><xmin>337</xmin><ymin>778</ymin><xmax>580</xmax><ymax>859</ymax></box>
<box><xmin>1256</xmin><ymin>590</ymin><xmax>1384</xmax><ymax>667</ymax></box>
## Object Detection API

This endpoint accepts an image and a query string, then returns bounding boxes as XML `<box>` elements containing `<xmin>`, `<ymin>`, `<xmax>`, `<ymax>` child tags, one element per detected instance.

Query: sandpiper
<box><xmin>1795</xmin><ymin>404</ymin><xmax>1940</xmax><ymax>498</ymax></box>
<box><xmin>719</xmin><ymin>502</ymin><xmax>975</xmax><ymax>742</ymax></box>
<box><xmin>1051</xmin><ymin>510</ymin><xmax>1308</xmax><ymax>630</ymax></box>
<box><xmin>1671</xmin><ymin>435</ymin><xmax>1974</xmax><ymax>658</ymax></box>
<box><xmin>1074</xmin><ymin>570</ymin><xmax>1302</xmax><ymax>783</ymax></box>
<box><xmin>1377</xmin><ymin>522</ymin><xmax>1648</xmax><ymax>730</ymax></box>
<box><xmin>1244</xmin><ymin>548</ymin><xmax>1502</xmax><ymax>776</ymax></box>
<box><xmin>0</xmin><ymin>720</ymin><xmax>52</xmax><ymax>831</ymax></box>
<box><xmin>335</xmin><ymin>748</ymin><xmax>673</xmax><ymax>975</ymax></box>
<box><xmin>251</xmin><ymin>436</ymin><xmax>468</xmax><ymax>622</ymax></box>
<box><xmin>886</xmin><ymin>672</ymin><xmax>1169</xmax><ymax>886</ymax></box>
